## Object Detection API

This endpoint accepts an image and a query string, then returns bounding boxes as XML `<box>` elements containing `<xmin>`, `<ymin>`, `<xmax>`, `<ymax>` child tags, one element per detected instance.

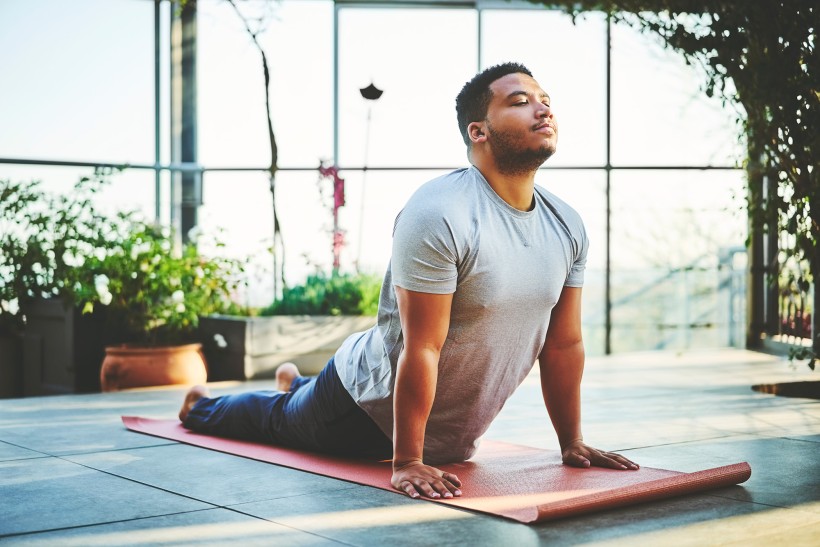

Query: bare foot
<box><xmin>275</xmin><ymin>362</ymin><xmax>301</xmax><ymax>392</ymax></box>
<box><xmin>179</xmin><ymin>385</ymin><xmax>210</xmax><ymax>422</ymax></box>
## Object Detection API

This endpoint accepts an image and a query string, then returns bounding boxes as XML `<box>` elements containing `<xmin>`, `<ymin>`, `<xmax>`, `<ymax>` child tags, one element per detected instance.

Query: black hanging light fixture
<box><xmin>355</xmin><ymin>81</ymin><xmax>383</xmax><ymax>271</ymax></box>
<box><xmin>359</xmin><ymin>82</ymin><xmax>384</xmax><ymax>101</ymax></box>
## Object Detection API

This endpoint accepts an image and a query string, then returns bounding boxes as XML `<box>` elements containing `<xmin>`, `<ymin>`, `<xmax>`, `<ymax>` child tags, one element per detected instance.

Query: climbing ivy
<box><xmin>531</xmin><ymin>1</ymin><xmax>818</xmax><ymax>364</ymax></box>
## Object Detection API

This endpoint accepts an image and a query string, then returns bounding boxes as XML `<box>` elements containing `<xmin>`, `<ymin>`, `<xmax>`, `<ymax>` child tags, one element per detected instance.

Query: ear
<box><xmin>468</xmin><ymin>121</ymin><xmax>487</xmax><ymax>144</ymax></box>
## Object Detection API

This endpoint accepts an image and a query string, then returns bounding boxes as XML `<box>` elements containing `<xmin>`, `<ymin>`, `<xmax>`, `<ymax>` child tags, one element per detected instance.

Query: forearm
<box><xmin>539</xmin><ymin>341</ymin><xmax>585</xmax><ymax>449</ymax></box>
<box><xmin>392</xmin><ymin>346</ymin><xmax>439</xmax><ymax>468</ymax></box>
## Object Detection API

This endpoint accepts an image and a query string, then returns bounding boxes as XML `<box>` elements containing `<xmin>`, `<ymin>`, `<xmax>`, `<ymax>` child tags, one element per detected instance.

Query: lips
<box><xmin>534</xmin><ymin>122</ymin><xmax>555</xmax><ymax>134</ymax></box>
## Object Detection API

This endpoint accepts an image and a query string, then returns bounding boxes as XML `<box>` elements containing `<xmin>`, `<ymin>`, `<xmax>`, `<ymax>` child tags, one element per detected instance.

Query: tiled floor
<box><xmin>1</xmin><ymin>348</ymin><xmax>818</xmax><ymax>546</ymax></box>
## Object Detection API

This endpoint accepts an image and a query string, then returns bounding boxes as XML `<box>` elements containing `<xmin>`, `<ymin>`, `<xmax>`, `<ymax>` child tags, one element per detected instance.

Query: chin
<box><xmin>540</xmin><ymin>144</ymin><xmax>557</xmax><ymax>159</ymax></box>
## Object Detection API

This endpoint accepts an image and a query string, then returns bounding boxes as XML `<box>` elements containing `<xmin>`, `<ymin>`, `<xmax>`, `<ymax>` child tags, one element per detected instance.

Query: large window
<box><xmin>0</xmin><ymin>0</ymin><xmax>155</xmax><ymax>165</ymax></box>
<box><xmin>481</xmin><ymin>9</ymin><xmax>608</xmax><ymax>167</ymax></box>
<box><xmin>1</xmin><ymin>0</ymin><xmax>747</xmax><ymax>355</ymax></box>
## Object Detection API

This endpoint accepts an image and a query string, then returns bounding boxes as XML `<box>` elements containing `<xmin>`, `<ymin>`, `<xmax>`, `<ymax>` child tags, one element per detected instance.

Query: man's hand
<box><xmin>562</xmin><ymin>440</ymin><xmax>639</xmax><ymax>470</ymax></box>
<box><xmin>392</xmin><ymin>460</ymin><xmax>462</xmax><ymax>499</ymax></box>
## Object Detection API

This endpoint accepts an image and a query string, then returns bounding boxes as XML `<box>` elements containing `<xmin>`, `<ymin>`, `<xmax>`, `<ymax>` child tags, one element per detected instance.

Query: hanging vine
<box><xmin>531</xmin><ymin>0</ymin><xmax>818</xmax><ymax>367</ymax></box>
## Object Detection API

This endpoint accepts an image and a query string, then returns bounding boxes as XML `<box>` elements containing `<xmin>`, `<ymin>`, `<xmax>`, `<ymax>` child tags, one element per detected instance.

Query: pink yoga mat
<box><xmin>123</xmin><ymin>416</ymin><xmax>751</xmax><ymax>523</ymax></box>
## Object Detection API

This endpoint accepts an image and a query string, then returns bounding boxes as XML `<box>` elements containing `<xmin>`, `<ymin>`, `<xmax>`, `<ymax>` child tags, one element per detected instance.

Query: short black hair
<box><xmin>455</xmin><ymin>62</ymin><xmax>533</xmax><ymax>146</ymax></box>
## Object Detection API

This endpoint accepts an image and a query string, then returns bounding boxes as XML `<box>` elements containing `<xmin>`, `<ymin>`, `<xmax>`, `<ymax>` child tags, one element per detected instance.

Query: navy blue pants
<box><xmin>183</xmin><ymin>358</ymin><xmax>392</xmax><ymax>459</ymax></box>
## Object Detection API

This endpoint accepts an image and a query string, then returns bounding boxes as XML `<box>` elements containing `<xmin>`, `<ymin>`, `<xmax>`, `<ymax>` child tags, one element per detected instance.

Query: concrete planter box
<box><xmin>199</xmin><ymin>315</ymin><xmax>375</xmax><ymax>381</ymax></box>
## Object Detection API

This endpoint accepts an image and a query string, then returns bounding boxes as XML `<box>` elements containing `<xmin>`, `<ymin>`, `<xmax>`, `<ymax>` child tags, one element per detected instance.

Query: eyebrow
<box><xmin>506</xmin><ymin>90</ymin><xmax>551</xmax><ymax>101</ymax></box>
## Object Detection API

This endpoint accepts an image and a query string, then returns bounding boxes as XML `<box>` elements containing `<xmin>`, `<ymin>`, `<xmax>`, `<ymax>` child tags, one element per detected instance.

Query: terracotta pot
<box><xmin>100</xmin><ymin>343</ymin><xmax>208</xmax><ymax>392</ymax></box>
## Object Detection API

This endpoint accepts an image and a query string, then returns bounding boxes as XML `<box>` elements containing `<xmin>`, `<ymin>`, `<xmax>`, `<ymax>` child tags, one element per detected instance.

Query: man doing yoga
<box><xmin>179</xmin><ymin>61</ymin><xmax>639</xmax><ymax>500</ymax></box>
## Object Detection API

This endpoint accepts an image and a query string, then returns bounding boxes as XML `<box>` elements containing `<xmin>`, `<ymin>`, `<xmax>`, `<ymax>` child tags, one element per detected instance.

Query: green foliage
<box><xmin>0</xmin><ymin>170</ymin><xmax>247</xmax><ymax>345</ymax></box>
<box><xmin>0</xmin><ymin>169</ymin><xmax>122</xmax><ymax>333</ymax></box>
<box><xmin>73</xmin><ymin>224</ymin><xmax>246</xmax><ymax>346</ymax></box>
<box><xmin>530</xmin><ymin>0</ymin><xmax>818</xmax><ymax>365</ymax></box>
<box><xmin>262</xmin><ymin>272</ymin><xmax>381</xmax><ymax>316</ymax></box>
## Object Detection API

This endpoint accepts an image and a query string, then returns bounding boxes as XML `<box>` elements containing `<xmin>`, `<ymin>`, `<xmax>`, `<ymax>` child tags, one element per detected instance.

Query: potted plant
<box><xmin>0</xmin><ymin>171</ymin><xmax>127</xmax><ymax>396</ymax></box>
<box><xmin>1</xmin><ymin>170</ymin><xmax>246</xmax><ymax>394</ymax></box>
<box><xmin>73</xmin><ymin>222</ymin><xmax>246</xmax><ymax>391</ymax></box>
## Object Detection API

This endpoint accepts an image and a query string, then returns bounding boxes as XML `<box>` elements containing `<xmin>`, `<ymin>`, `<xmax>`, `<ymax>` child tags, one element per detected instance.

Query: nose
<box><xmin>535</xmin><ymin>102</ymin><xmax>552</xmax><ymax>119</ymax></box>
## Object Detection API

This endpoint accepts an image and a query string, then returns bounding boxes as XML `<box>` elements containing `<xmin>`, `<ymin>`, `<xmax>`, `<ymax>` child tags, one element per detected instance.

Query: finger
<box><xmin>400</xmin><ymin>482</ymin><xmax>420</xmax><ymax>499</ymax></box>
<box><xmin>429</xmin><ymin>478</ymin><xmax>455</xmax><ymax>498</ymax></box>
<box><xmin>442</xmin><ymin>472</ymin><xmax>462</xmax><ymax>487</ymax></box>
<box><xmin>432</xmin><ymin>477</ymin><xmax>464</xmax><ymax>498</ymax></box>
<box><xmin>412</xmin><ymin>479</ymin><xmax>442</xmax><ymax>499</ymax></box>
<box><xmin>441</xmin><ymin>473</ymin><xmax>463</xmax><ymax>496</ymax></box>
<box><xmin>609</xmin><ymin>453</ymin><xmax>640</xmax><ymax>470</ymax></box>
<box><xmin>591</xmin><ymin>452</ymin><xmax>631</xmax><ymax>470</ymax></box>
<box><xmin>564</xmin><ymin>452</ymin><xmax>591</xmax><ymax>468</ymax></box>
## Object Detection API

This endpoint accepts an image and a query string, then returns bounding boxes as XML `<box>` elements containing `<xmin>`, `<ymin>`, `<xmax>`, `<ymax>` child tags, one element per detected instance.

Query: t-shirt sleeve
<box><xmin>564</xmin><ymin>218</ymin><xmax>589</xmax><ymax>288</ymax></box>
<box><xmin>390</xmin><ymin>206</ymin><xmax>459</xmax><ymax>294</ymax></box>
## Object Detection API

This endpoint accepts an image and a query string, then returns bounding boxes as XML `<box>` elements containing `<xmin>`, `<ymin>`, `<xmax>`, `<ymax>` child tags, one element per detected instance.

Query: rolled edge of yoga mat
<box><xmin>525</xmin><ymin>461</ymin><xmax>752</xmax><ymax>523</ymax></box>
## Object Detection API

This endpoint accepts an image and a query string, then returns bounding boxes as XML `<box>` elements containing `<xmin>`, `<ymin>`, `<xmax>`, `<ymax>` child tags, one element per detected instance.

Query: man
<box><xmin>180</xmin><ymin>61</ymin><xmax>639</xmax><ymax>501</ymax></box>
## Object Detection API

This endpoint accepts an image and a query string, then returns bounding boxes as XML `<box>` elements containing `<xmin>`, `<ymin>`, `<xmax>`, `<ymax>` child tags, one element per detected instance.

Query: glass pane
<box><xmin>610</xmin><ymin>23</ymin><xmax>744</xmax><ymax>167</ymax></box>
<box><xmin>198</xmin><ymin>0</ymin><xmax>334</xmax><ymax>168</ymax></box>
<box><xmin>335</xmin><ymin>169</ymin><xmax>452</xmax><ymax>275</ymax></box>
<box><xmin>535</xmin><ymin>170</ymin><xmax>607</xmax><ymax>355</ymax></box>
<box><xmin>337</xmin><ymin>8</ymin><xmax>478</xmax><ymax>168</ymax></box>
<box><xmin>1</xmin><ymin>164</ymin><xmax>156</xmax><ymax>221</ymax></box>
<box><xmin>0</xmin><ymin>0</ymin><xmax>154</xmax><ymax>164</ymax></box>
<box><xmin>610</xmin><ymin>169</ymin><xmax>747</xmax><ymax>352</ymax></box>
<box><xmin>481</xmin><ymin>9</ymin><xmax>608</xmax><ymax>168</ymax></box>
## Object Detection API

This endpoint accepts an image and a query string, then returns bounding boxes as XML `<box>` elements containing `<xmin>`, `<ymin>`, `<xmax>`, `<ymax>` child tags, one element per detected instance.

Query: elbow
<box><xmin>539</xmin><ymin>338</ymin><xmax>585</xmax><ymax>363</ymax></box>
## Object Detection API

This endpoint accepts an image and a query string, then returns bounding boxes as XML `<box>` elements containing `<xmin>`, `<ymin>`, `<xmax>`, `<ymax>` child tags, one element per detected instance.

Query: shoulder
<box><xmin>534</xmin><ymin>184</ymin><xmax>586</xmax><ymax>236</ymax></box>
<box><xmin>394</xmin><ymin>168</ymin><xmax>481</xmax><ymax>233</ymax></box>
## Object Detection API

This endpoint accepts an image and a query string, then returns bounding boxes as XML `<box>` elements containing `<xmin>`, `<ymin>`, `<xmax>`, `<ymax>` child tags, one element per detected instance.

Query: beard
<box><xmin>486</xmin><ymin>120</ymin><xmax>556</xmax><ymax>176</ymax></box>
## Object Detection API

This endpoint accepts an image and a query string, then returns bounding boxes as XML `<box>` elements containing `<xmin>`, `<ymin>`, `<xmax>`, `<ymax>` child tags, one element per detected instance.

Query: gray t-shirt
<box><xmin>334</xmin><ymin>166</ymin><xmax>588</xmax><ymax>464</ymax></box>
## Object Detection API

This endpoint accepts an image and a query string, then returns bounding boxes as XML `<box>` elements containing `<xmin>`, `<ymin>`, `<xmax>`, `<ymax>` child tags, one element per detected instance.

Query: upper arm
<box><xmin>542</xmin><ymin>286</ymin><xmax>583</xmax><ymax>353</ymax></box>
<box><xmin>395</xmin><ymin>286</ymin><xmax>453</xmax><ymax>354</ymax></box>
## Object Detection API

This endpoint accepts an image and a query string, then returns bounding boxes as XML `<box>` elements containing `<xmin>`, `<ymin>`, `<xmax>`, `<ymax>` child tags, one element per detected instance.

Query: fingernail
<box><xmin>431</xmin><ymin>493</ymin><xmax>440</xmax><ymax>498</ymax></box>
<box><xmin>443</xmin><ymin>492</ymin><xmax>453</xmax><ymax>498</ymax></box>
<box><xmin>454</xmin><ymin>489</ymin><xmax>462</xmax><ymax>496</ymax></box>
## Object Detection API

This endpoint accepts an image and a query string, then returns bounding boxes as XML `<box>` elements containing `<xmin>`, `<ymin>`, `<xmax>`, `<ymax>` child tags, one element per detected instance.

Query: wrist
<box><xmin>392</xmin><ymin>457</ymin><xmax>423</xmax><ymax>471</ymax></box>
<box><xmin>560</xmin><ymin>437</ymin><xmax>584</xmax><ymax>451</ymax></box>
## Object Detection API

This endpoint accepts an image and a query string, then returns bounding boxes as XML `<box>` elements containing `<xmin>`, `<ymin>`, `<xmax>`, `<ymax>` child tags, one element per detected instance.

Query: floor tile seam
<box><xmin>221</xmin><ymin>504</ymin><xmax>360</xmax><ymax>546</ymax></box>
<box><xmin>701</xmin><ymin>492</ymin><xmax>806</xmax><ymax>512</ymax></box>
<box><xmin>748</xmin><ymin>415</ymin><xmax>820</xmax><ymax>432</ymax></box>
<box><xmin>0</xmin><ymin>454</ymin><xmax>51</xmax><ymax>463</ymax></box>
<box><xmin>0</xmin><ymin>439</ymin><xmax>55</xmax><ymax>459</ymax></box>
<box><xmin>223</xmin><ymin>485</ymin><xmax>362</xmax><ymax>511</ymax></box>
<box><xmin>730</xmin><ymin>431</ymin><xmax>807</xmax><ymax>444</ymax></box>
<box><xmin>52</xmin><ymin>440</ymin><xmax>181</xmax><ymax>458</ymax></box>
<box><xmin>0</xmin><ymin>508</ymin><xmax>217</xmax><ymax>541</ymax></box>
<box><xmin>615</xmin><ymin>433</ymin><xmax>739</xmax><ymax>453</ymax></box>
<box><xmin>782</xmin><ymin>435</ymin><xmax>820</xmax><ymax>444</ymax></box>
<box><xmin>52</xmin><ymin>452</ymin><xmax>224</xmax><ymax>509</ymax></box>
<box><xmin>0</xmin><ymin>440</ymin><xmax>180</xmax><ymax>461</ymax></box>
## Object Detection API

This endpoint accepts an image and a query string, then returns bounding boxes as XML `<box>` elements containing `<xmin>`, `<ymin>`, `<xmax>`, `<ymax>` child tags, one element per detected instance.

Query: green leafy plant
<box><xmin>0</xmin><ymin>169</ymin><xmax>122</xmax><ymax>334</ymax></box>
<box><xmin>262</xmin><ymin>272</ymin><xmax>381</xmax><ymax>316</ymax></box>
<box><xmin>74</xmin><ymin>223</ymin><xmax>247</xmax><ymax>346</ymax></box>
<box><xmin>530</xmin><ymin>0</ymin><xmax>818</xmax><ymax>366</ymax></box>
<box><xmin>0</xmin><ymin>169</ymin><xmax>247</xmax><ymax>345</ymax></box>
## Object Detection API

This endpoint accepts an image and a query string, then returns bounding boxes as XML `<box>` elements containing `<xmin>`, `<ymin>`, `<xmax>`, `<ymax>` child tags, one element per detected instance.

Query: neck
<box><xmin>472</xmin><ymin>155</ymin><xmax>537</xmax><ymax>212</ymax></box>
